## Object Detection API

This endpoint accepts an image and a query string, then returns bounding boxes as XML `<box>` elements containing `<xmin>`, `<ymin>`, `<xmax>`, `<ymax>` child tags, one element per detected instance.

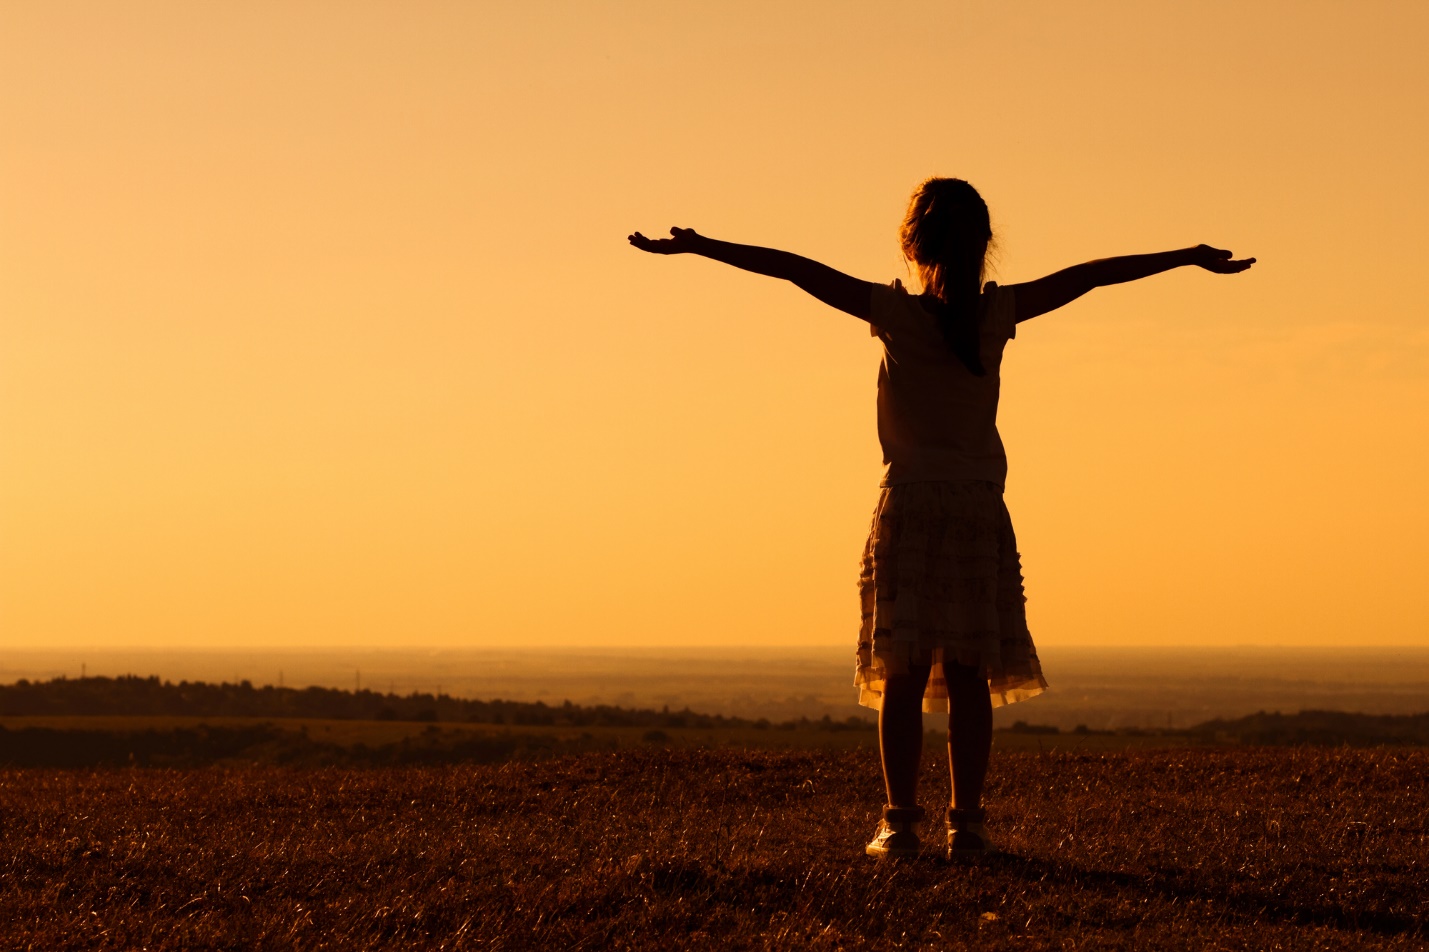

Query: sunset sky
<box><xmin>4</xmin><ymin>2</ymin><xmax>1427</xmax><ymax>651</ymax></box>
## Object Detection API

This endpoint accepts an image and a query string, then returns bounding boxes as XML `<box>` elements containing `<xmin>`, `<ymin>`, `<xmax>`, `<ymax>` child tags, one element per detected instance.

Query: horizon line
<box><xmin>3</xmin><ymin>643</ymin><xmax>1428</xmax><ymax>654</ymax></box>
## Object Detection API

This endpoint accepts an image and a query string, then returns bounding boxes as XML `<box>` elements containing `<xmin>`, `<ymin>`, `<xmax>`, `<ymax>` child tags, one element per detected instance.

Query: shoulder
<box><xmin>871</xmin><ymin>277</ymin><xmax>914</xmax><ymax>306</ymax></box>
<box><xmin>981</xmin><ymin>281</ymin><xmax>1018</xmax><ymax>340</ymax></box>
<box><xmin>869</xmin><ymin>278</ymin><xmax>930</xmax><ymax>337</ymax></box>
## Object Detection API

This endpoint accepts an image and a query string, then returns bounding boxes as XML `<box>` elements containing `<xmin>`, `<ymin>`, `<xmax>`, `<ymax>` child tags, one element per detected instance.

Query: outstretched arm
<box><xmin>1009</xmin><ymin>245</ymin><xmax>1255</xmax><ymax>324</ymax></box>
<box><xmin>629</xmin><ymin>227</ymin><xmax>873</xmax><ymax>321</ymax></box>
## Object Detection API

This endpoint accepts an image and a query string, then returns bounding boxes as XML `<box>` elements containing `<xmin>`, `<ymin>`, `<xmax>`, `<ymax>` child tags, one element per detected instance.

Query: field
<box><xmin>3</xmin><ymin>746</ymin><xmax>1426</xmax><ymax>950</ymax></box>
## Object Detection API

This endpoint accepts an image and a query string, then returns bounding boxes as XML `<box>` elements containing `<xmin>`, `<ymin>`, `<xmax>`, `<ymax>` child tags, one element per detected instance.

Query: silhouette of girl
<box><xmin>629</xmin><ymin>178</ymin><xmax>1253</xmax><ymax>860</ymax></box>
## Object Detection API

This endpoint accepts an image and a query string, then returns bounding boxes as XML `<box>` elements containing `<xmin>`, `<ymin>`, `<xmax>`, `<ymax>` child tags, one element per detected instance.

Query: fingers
<box><xmin>629</xmin><ymin>226</ymin><xmax>696</xmax><ymax>253</ymax></box>
<box><xmin>628</xmin><ymin>229</ymin><xmax>679</xmax><ymax>254</ymax></box>
<box><xmin>1197</xmin><ymin>245</ymin><xmax>1254</xmax><ymax>273</ymax></box>
<box><xmin>628</xmin><ymin>232</ymin><xmax>664</xmax><ymax>253</ymax></box>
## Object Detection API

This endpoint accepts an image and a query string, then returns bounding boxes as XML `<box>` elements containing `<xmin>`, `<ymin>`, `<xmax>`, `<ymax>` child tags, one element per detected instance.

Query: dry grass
<box><xmin>2</xmin><ymin>747</ymin><xmax>1425</xmax><ymax>950</ymax></box>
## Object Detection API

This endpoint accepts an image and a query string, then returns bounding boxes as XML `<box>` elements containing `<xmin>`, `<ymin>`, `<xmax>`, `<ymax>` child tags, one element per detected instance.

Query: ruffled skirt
<box><xmin>855</xmin><ymin>480</ymin><xmax>1048</xmax><ymax>712</ymax></box>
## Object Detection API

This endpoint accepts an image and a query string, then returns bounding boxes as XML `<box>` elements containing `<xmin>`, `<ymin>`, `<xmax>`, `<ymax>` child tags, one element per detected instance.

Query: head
<box><xmin>899</xmin><ymin>177</ymin><xmax>993</xmax><ymax>303</ymax></box>
<box><xmin>900</xmin><ymin>178</ymin><xmax>994</xmax><ymax>375</ymax></box>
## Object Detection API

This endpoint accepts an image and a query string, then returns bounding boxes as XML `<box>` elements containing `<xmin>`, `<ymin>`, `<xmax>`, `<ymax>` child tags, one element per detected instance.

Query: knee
<box><xmin>944</xmin><ymin>664</ymin><xmax>991</xmax><ymax>717</ymax></box>
<box><xmin>882</xmin><ymin>668</ymin><xmax>931</xmax><ymax>701</ymax></box>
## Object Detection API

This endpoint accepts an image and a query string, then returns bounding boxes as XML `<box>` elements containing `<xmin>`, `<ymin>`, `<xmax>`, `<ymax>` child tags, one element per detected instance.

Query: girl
<box><xmin>629</xmin><ymin>178</ymin><xmax>1253</xmax><ymax>860</ymax></box>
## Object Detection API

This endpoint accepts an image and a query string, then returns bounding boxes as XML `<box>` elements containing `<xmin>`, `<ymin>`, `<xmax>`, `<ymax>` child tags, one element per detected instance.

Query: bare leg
<box><xmin>945</xmin><ymin>661</ymin><xmax>993</xmax><ymax>810</ymax></box>
<box><xmin>878</xmin><ymin>662</ymin><xmax>931</xmax><ymax>809</ymax></box>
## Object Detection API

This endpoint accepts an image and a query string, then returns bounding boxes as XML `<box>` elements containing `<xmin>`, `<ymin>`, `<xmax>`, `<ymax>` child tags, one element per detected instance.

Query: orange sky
<box><xmin>3</xmin><ymin>2</ymin><xmax>1427</xmax><ymax>650</ymax></box>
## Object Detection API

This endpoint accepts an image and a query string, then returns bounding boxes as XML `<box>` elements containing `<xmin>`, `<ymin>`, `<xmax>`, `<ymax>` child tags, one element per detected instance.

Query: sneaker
<box><xmin>946</xmin><ymin>806</ymin><xmax>995</xmax><ymax>861</ymax></box>
<box><xmin>865</xmin><ymin>806</ymin><xmax>924</xmax><ymax>858</ymax></box>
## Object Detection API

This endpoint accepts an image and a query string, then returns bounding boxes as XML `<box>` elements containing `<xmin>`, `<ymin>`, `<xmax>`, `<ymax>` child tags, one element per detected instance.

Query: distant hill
<box><xmin>0</xmin><ymin>674</ymin><xmax>871</xmax><ymax>732</ymax></box>
<box><xmin>2</xmin><ymin>675</ymin><xmax>1428</xmax><ymax>768</ymax></box>
<box><xmin>3</xmin><ymin>676</ymin><xmax>1427</xmax><ymax>750</ymax></box>
<box><xmin>1005</xmin><ymin>709</ymin><xmax>1429</xmax><ymax>746</ymax></box>
<box><xmin>1184</xmin><ymin>709</ymin><xmax>1429</xmax><ymax>747</ymax></box>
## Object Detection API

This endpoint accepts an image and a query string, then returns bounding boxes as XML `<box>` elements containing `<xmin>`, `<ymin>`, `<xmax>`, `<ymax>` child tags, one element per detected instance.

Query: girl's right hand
<box><xmin>1190</xmin><ymin>244</ymin><xmax>1256</xmax><ymax>273</ymax></box>
<box><xmin>628</xmin><ymin>227</ymin><xmax>703</xmax><ymax>254</ymax></box>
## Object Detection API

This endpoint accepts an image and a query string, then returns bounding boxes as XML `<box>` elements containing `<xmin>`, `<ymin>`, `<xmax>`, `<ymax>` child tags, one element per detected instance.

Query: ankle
<box><xmin>947</xmin><ymin>806</ymin><xmax>986</xmax><ymax>825</ymax></box>
<box><xmin>883</xmin><ymin>805</ymin><xmax>925</xmax><ymax>825</ymax></box>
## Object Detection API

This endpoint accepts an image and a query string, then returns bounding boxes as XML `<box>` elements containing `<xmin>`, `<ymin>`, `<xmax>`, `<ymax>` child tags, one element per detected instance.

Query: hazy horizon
<box><xmin>7</xmin><ymin>644</ymin><xmax>1428</xmax><ymax>733</ymax></box>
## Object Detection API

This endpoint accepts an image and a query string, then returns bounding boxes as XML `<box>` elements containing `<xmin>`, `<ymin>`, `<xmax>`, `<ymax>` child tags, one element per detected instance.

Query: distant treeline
<box><xmin>0</xmin><ymin>674</ymin><xmax>872</xmax><ymax>732</ymax></box>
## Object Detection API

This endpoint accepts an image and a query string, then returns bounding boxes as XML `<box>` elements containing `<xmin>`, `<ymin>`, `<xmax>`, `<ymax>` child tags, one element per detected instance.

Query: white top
<box><xmin>868</xmin><ymin>280</ymin><xmax>1017</xmax><ymax>488</ymax></box>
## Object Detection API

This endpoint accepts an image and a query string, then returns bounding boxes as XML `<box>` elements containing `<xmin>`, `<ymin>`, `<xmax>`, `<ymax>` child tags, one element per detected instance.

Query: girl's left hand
<box><xmin>628</xmin><ymin>227</ymin><xmax>703</xmax><ymax>254</ymax></box>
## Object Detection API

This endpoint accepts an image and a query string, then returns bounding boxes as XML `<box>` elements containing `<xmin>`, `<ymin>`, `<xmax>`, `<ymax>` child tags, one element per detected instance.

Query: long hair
<box><xmin>899</xmin><ymin>178</ymin><xmax>994</xmax><ymax>376</ymax></box>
